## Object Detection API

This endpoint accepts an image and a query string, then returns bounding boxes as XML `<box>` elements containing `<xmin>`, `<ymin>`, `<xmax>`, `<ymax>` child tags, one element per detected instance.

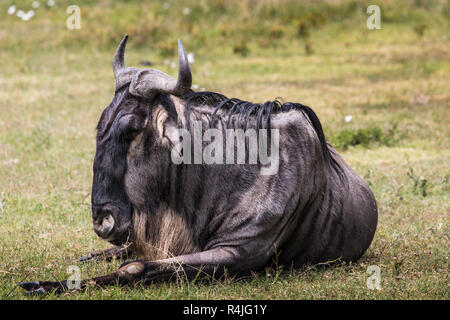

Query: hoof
<box><xmin>18</xmin><ymin>281</ymin><xmax>40</xmax><ymax>291</ymax></box>
<box><xmin>78</xmin><ymin>253</ymin><xmax>93</xmax><ymax>262</ymax></box>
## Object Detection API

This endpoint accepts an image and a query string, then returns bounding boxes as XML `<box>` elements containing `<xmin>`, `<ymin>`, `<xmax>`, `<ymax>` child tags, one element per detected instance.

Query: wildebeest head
<box><xmin>91</xmin><ymin>35</ymin><xmax>192</xmax><ymax>245</ymax></box>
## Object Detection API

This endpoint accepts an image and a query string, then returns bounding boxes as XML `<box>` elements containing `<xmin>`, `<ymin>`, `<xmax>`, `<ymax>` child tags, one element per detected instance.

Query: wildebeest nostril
<box><xmin>92</xmin><ymin>206</ymin><xmax>105</xmax><ymax>221</ymax></box>
<box><xmin>93</xmin><ymin>214</ymin><xmax>115</xmax><ymax>238</ymax></box>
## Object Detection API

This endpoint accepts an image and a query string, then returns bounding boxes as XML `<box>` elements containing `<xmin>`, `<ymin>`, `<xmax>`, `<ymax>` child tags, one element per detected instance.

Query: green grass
<box><xmin>0</xmin><ymin>0</ymin><xmax>449</xmax><ymax>299</ymax></box>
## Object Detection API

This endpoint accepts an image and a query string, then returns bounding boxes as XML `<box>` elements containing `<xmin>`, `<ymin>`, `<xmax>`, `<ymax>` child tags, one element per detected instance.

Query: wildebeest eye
<box><xmin>117</xmin><ymin>112</ymin><xmax>146</xmax><ymax>136</ymax></box>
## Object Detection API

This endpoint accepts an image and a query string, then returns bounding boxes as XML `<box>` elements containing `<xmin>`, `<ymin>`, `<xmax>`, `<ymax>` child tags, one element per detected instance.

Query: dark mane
<box><xmin>182</xmin><ymin>90</ymin><xmax>331</xmax><ymax>165</ymax></box>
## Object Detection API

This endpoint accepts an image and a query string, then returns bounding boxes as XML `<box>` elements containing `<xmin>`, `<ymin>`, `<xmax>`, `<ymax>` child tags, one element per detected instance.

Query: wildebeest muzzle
<box><xmin>91</xmin><ymin>202</ymin><xmax>132</xmax><ymax>245</ymax></box>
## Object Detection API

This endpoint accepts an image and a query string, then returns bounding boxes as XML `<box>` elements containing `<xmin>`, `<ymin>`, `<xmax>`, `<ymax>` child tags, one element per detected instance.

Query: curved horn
<box><xmin>129</xmin><ymin>39</ymin><xmax>192</xmax><ymax>98</ymax></box>
<box><xmin>173</xmin><ymin>39</ymin><xmax>192</xmax><ymax>94</ymax></box>
<box><xmin>113</xmin><ymin>35</ymin><xmax>128</xmax><ymax>78</ymax></box>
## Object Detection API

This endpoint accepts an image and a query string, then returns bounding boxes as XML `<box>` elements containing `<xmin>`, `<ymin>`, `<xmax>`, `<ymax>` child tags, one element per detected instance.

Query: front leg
<box><xmin>19</xmin><ymin>247</ymin><xmax>268</xmax><ymax>295</ymax></box>
<box><xmin>19</xmin><ymin>260</ymin><xmax>147</xmax><ymax>295</ymax></box>
<box><xmin>78</xmin><ymin>245</ymin><xmax>133</xmax><ymax>262</ymax></box>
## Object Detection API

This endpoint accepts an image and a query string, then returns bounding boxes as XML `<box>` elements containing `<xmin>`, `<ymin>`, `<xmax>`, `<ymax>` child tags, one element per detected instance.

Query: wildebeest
<box><xmin>20</xmin><ymin>35</ymin><xmax>377</xmax><ymax>294</ymax></box>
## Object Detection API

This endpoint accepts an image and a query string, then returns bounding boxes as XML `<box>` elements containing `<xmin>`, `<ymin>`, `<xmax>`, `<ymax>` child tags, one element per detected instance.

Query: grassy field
<box><xmin>0</xmin><ymin>0</ymin><xmax>448</xmax><ymax>299</ymax></box>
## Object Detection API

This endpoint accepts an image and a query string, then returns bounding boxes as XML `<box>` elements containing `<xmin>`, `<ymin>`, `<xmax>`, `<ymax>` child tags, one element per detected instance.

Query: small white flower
<box><xmin>16</xmin><ymin>10</ymin><xmax>25</xmax><ymax>18</ymax></box>
<box><xmin>192</xmin><ymin>84</ymin><xmax>199</xmax><ymax>90</ymax></box>
<box><xmin>182</xmin><ymin>7</ymin><xmax>191</xmax><ymax>15</ymax></box>
<box><xmin>32</xmin><ymin>1</ymin><xmax>40</xmax><ymax>8</ymax></box>
<box><xmin>21</xmin><ymin>10</ymin><xmax>35</xmax><ymax>21</ymax></box>
<box><xmin>8</xmin><ymin>5</ymin><xmax>16</xmax><ymax>15</ymax></box>
<box><xmin>344</xmin><ymin>115</ymin><xmax>353</xmax><ymax>122</ymax></box>
<box><xmin>201</xmin><ymin>87</ymin><xmax>206</xmax><ymax>91</ymax></box>
<box><xmin>47</xmin><ymin>0</ymin><xmax>55</xmax><ymax>7</ymax></box>
<box><xmin>170</xmin><ymin>61</ymin><xmax>176</xmax><ymax>69</ymax></box>
<box><xmin>187</xmin><ymin>52</ymin><xmax>195</xmax><ymax>64</ymax></box>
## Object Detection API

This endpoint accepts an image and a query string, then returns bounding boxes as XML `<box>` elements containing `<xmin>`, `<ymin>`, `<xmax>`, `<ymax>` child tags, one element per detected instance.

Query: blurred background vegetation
<box><xmin>1</xmin><ymin>0</ymin><xmax>449</xmax><ymax>54</ymax></box>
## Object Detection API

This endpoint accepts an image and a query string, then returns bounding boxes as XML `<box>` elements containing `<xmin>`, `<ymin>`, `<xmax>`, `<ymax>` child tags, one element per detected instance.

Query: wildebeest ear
<box><xmin>170</xmin><ymin>95</ymin><xmax>188</xmax><ymax>126</ymax></box>
<box><xmin>152</xmin><ymin>105</ymin><xmax>181</xmax><ymax>152</ymax></box>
